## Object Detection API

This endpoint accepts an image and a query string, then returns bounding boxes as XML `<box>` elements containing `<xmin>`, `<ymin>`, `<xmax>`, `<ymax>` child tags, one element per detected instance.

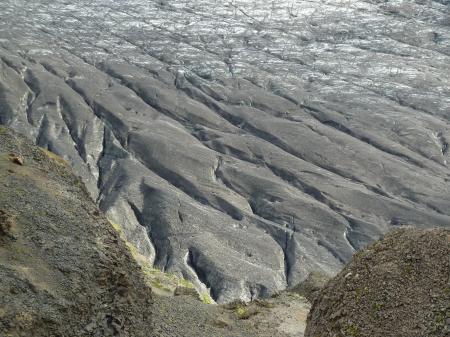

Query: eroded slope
<box><xmin>0</xmin><ymin>0</ymin><xmax>449</xmax><ymax>302</ymax></box>
<box><xmin>0</xmin><ymin>127</ymin><xmax>154</xmax><ymax>336</ymax></box>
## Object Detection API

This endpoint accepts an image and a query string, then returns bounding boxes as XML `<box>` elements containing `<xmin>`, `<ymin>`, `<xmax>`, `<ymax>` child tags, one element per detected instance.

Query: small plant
<box><xmin>430</xmin><ymin>312</ymin><xmax>446</xmax><ymax>334</ymax></box>
<box><xmin>373</xmin><ymin>302</ymin><xmax>382</xmax><ymax>311</ymax></box>
<box><xmin>235</xmin><ymin>304</ymin><xmax>248</xmax><ymax>319</ymax></box>
<box><xmin>372</xmin><ymin>302</ymin><xmax>383</xmax><ymax>316</ymax></box>
<box><xmin>200</xmin><ymin>292</ymin><xmax>214</xmax><ymax>305</ymax></box>
<box><xmin>150</xmin><ymin>279</ymin><xmax>172</xmax><ymax>292</ymax></box>
<box><xmin>39</xmin><ymin>148</ymin><xmax>68</xmax><ymax>166</ymax></box>
<box><xmin>401</xmin><ymin>263</ymin><xmax>413</xmax><ymax>276</ymax></box>
<box><xmin>443</xmin><ymin>286</ymin><xmax>450</xmax><ymax>296</ymax></box>
<box><xmin>232</xmin><ymin>303</ymin><xmax>259</xmax><ymax>319</ymax></box>
<box><xmin>342</xmin><ymin>323</ymin><xmax>359</xmax><ymax>337</ymax></box>
<box><xmin>179</xmin><ymin>278</ymin><xmax>195</xmax><ymax>289</ymax></box>
<box><xmin>355</xmin><ymin>287</ymin><xmax>368</xmax><ymax>302</ymax></box>
<box><xmin>110</xmin><ymin>222</ymin><xmax>123</xmax><ymax>235</ymax></box>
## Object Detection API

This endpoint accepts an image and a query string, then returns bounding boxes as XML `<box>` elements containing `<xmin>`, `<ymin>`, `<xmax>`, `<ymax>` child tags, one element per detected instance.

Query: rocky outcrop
<box><xmin>1</xmin><ymin>0</ymin><xmax>450</xmax><ymax>302</ymax></box>
<box><xmin>305</xmin><ymin>228</ymin><xmax>450</xmax><ymax>337</ymax></box>
<box><xmin>0</xmin><ymin>126</ymin><xmax>154</xmax><ymax>336</ymax></box>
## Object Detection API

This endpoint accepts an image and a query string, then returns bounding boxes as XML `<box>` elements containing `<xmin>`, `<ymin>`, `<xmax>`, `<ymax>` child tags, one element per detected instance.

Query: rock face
<box><xmin>0</xmin><ymin>126</ymin><xmax>303</xmax><ymax>337</ymax></box>
<box><xmin>0</xmin><ymin>127</ymin><xmax>154</xmax><ymax>336</ymax></box>
<box><xmin>305</xmin><ymin>228</ymin><xmax>450</xmax><ymax>337</ymax></box>
<box><xmin>0</xmin><ymin>0</ymin><xmax>450</xmax><ymax>302</ymax></box>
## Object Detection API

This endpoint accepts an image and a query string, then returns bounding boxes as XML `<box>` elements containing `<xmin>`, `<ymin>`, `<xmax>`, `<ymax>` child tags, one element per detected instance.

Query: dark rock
<box><xmin>305</xmin><ymin>228</ymin><xmax>450</xmax><ymax>337</ymax></box>
<box><xmin>8</xmin><ymin>153</ymin><xmax>23</xmax><ymax>165</ymax></box>
<box><xmin>0</xmin><ymin>209</ymin><xmax>15</xmax><ymax>239</ymax></box>
<box><xmin>0</xmin><ymin>128</ymin><xmax>154</xmax><ymax>337</ymax></box>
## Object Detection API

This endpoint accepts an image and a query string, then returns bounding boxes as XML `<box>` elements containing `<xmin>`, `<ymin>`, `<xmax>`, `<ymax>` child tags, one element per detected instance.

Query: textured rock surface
<box><xmin>0</xmin><ymin>0</ymin><xmax>450</xmax><ymax>302</ymax></box>
<box><xmin>305</xmin><ymin>228</ymin><xmax>450</xmax><ymax>337</ymax></box>
<box><xmin>152</xmin><ymin>292</ymin><xmax>311</xmax><ymax>337</ymax></box>
<box><xmin>0</xmin><ymin>126</ymin><xmax>303</xmax><ymax>337</ymax></box>
<box><xmin>0</xmin><ymin>126</ymin><xmax>154</xmax><ymax>336</ymax></box>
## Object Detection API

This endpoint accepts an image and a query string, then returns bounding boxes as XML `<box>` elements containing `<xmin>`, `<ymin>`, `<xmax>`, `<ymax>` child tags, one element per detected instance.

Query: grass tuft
<box><xmin>200</xmin><ymin>292</ymin><xmax>214</xmax><ymax>304</ymax></box>
<box><xmin>38</xmin><ymin>148</ymin><xmax>68</xmax><ymax>166</ymax></box>
<box><xmin>342</xmin><ymin>323</ymin><xmax>359</xmax><ymax>337</ymax></box>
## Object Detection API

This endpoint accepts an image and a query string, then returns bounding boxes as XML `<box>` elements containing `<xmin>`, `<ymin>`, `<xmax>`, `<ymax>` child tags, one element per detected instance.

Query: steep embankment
<box><xmin>0</xmin><ymin>126</ymin><xmax>154</xmax><ymax>336</ymax></box>
<box><xmin>305</xmin><ymin>228</ymin><xmax>450</xmax><ymax>337</ymax></box>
